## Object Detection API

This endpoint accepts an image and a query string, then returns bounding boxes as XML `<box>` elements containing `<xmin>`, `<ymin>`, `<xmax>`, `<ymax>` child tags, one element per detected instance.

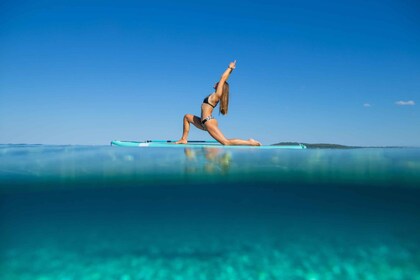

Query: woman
<box><xmin>176</xmin><ymin>60</ymin><xmax>261</xmax><ymax>146</ymax></box>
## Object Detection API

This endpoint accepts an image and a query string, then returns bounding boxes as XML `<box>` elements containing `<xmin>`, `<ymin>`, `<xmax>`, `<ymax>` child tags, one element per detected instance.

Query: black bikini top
<box><xmin>203</xmin><ymin>95</ymin><xmax>218</xmax><ymax>108</ymax></box>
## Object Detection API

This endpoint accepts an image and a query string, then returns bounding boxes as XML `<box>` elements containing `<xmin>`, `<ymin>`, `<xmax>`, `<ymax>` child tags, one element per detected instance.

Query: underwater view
<box><xmin>1</xmin><ymin>145</ymin><xmax>419</xmax><ymax>280</ymax></box>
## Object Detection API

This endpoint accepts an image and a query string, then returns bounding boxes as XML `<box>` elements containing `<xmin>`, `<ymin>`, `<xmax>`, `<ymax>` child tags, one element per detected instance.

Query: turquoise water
<box><xmin>1</xmin><ymin>145</ymin><xmax>419</xmax><ymax>279</ymax></box>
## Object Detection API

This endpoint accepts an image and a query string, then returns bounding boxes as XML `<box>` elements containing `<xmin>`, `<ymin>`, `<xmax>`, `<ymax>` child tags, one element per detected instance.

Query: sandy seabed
<box><xmin>2</xmin><ymin>222</ymin><xmax>419</xmax><ymax>280</ymax></box>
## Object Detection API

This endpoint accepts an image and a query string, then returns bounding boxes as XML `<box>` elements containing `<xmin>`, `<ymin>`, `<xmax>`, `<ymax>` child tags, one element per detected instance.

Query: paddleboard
<box><xmin>111</xmin><ymin>140</ymin><xmax>306</xmax><ymax>149</ymax></box>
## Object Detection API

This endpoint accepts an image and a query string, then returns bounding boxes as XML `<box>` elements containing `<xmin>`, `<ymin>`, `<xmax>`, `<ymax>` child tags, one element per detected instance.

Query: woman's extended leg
<box><xmin>176</xmin><ymin>114</ymin><xmax>205</xmax><ymax>144</ymax></box>
<box><xmin>204</xmin><ymin>119</ymin><xmax>261</xmax><ymax>146</ymax></box>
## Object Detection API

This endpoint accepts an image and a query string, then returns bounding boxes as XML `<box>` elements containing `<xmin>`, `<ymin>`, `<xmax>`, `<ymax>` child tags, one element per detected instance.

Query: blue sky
<box><xmin>1</xmin><ymin>0</ymin><xmax>419</xmax><ymax>146</ymax></box>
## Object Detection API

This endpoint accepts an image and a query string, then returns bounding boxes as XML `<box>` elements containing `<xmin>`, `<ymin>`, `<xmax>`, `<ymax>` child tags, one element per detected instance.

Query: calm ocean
<box><xmin>1</xmin><ymin>145</ymin><xmax>419</xmax><ymax>279</ymax></box>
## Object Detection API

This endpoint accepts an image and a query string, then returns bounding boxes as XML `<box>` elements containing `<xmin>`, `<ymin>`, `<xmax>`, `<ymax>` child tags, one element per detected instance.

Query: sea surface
<box><xmin>1</xmin><ymin>144</ymin><xmax>419</xmax><ymax>280</ymax></box>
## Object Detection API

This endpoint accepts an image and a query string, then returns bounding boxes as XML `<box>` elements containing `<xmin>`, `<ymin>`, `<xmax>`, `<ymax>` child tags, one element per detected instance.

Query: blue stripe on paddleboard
<box><xmin>146</xmin><ymin>140</ymin><xmax>219</xmax><ymax>144</ymax></box>
<box><xmin>111</xmin><ymin>140</ymin><xmax>306</xmax><ymax>149</ymax></box>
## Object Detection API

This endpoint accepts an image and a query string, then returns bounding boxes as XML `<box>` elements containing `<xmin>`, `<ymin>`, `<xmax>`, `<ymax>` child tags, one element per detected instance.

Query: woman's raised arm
<box><xmin>215</xmin><ymin>60</ymin><xmax>236</xmax><ymax>97</ymax></box>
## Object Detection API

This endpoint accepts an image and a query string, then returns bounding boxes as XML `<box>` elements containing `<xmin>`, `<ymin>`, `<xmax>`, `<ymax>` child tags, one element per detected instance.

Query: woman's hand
<box><xmin>229</xmin><ymin>60</ymin><xmax>236</xmax><ymax>70</ymax></box>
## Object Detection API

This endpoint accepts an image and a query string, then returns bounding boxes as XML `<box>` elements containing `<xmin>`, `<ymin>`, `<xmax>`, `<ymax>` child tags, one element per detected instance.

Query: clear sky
<box><xmin>1</xmin><ymin>0</ymin><xmax>419</xmax><ymax>146</ymax></box>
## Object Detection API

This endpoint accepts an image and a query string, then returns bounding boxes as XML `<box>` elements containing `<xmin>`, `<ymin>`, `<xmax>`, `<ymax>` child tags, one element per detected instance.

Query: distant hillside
<box><xmin>273</xmin><ymin>142</ymin><xmax>361</xmax><ymax>149</ymax></box>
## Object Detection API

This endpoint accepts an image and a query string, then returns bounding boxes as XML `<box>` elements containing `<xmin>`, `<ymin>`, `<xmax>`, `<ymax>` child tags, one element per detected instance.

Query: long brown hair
<box><xmin>216</xmin><ymin>81</ymin><xmax>229</xmax><ymax>115</ymax></box>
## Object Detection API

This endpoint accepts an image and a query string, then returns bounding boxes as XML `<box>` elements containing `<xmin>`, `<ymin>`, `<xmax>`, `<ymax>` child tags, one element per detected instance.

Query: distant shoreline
<box><xmin>273</xmin><ymin>142</ymin><xmax>414</xmax><ymax>149</ymax></box>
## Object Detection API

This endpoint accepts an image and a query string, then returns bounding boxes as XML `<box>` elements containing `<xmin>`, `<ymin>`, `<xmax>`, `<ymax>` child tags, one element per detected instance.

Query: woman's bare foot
<box><xmin>175</xmin><ymin>139</ymin><xmax>188</xmax><ymax>144</ymax></box>
<box><xmin>249</xmin><ymin>139</ymin><xmax>262</xmax><ymax>146</ymax></box>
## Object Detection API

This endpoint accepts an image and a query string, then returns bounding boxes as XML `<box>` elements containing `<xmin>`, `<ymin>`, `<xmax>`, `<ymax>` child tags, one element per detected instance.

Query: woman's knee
<box><xmin>207</xmin><ymin>127</ymin><xmax>229</xmax><ymax>145</ymax></box>
<box><xmin>219</xmin><ymin>139</ymin><xmax>230</xmax><ymax>145</ymax></box>
<box><xmin>184</xmin><ymin>114</ymin><xmax>193</xmax><ymax>121</ymax></box>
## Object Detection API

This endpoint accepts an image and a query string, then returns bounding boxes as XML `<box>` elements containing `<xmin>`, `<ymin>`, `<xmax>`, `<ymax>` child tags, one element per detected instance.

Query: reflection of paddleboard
<box><xmin>111</xmin><ymin>140</ymin><xmax>307</xmax><ymax>149</ymax></box>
